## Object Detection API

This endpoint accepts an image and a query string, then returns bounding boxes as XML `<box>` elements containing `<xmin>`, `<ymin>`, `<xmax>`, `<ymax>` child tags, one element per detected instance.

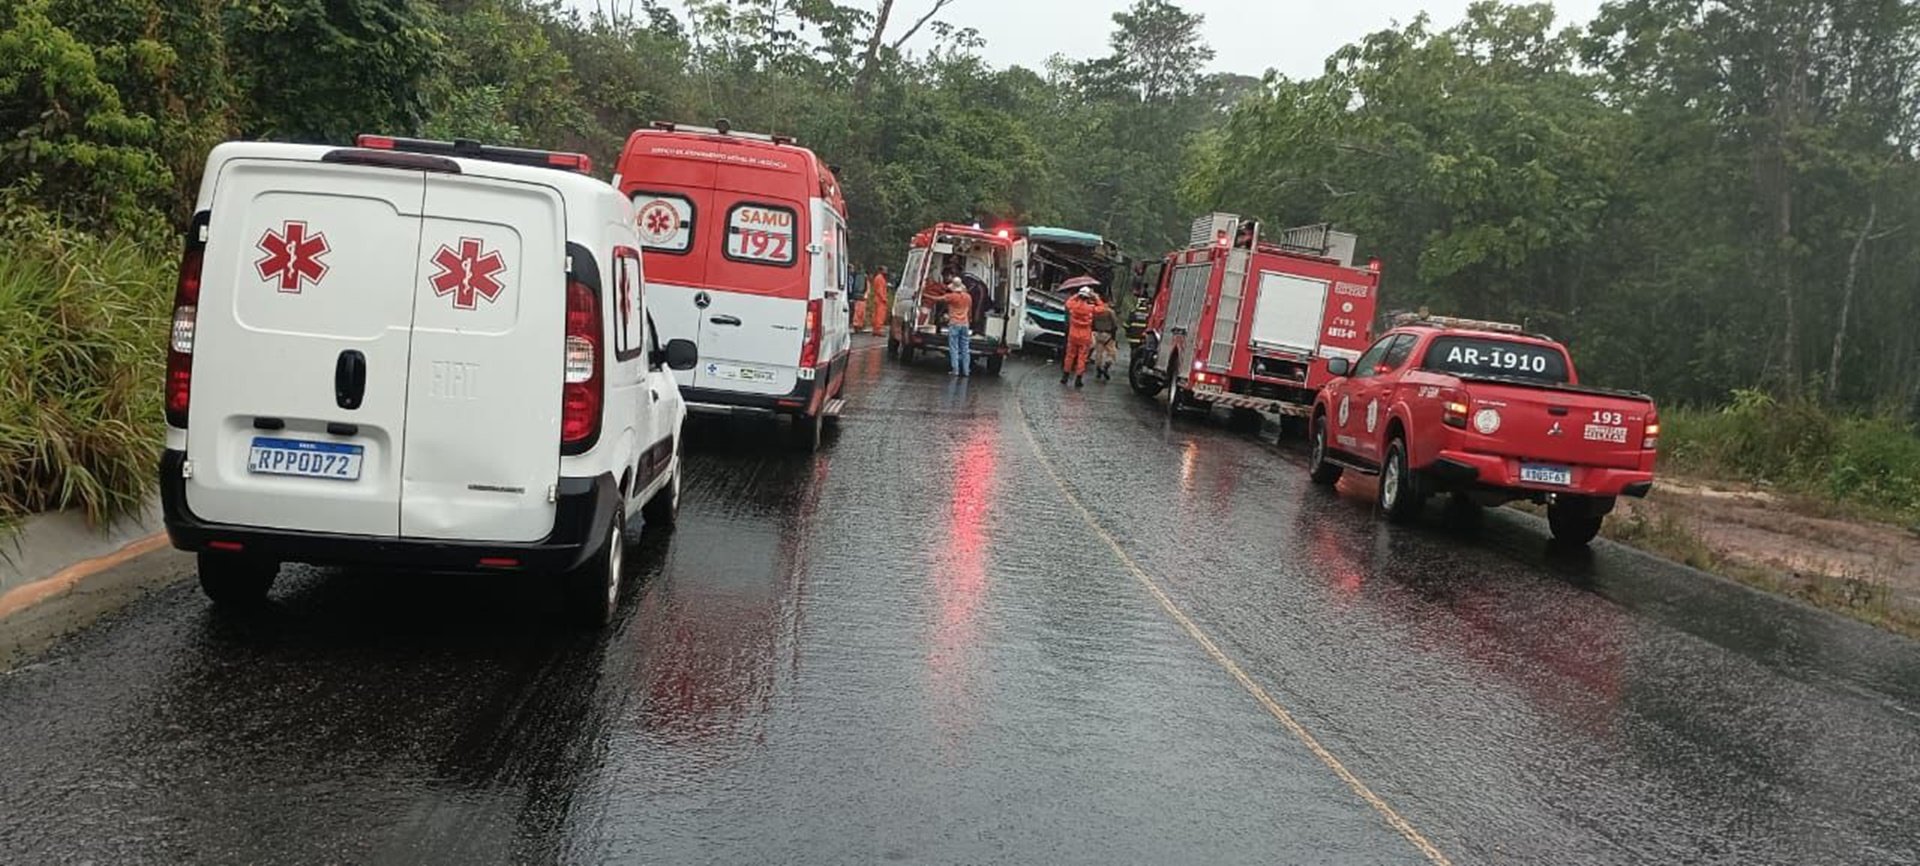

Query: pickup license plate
<box><xmin>248</xmin><ymin>437</ymin><xmax>363</xmax><ymax>481</ymax></box>
<box><xmin>1520</xmin><ymin>464</ymin><xmax>1572</xmax><ymax>486</ymax></box>
<box><xmin>707</xmin><ymin>363</ymin><xmax>779</xmax><ymax>384</ymax></box>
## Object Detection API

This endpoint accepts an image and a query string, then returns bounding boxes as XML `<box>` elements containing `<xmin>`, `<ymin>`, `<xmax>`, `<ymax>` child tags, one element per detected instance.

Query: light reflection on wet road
<box><xmin>1</xmin><ymin>336</ymin><xmax>1917</xmax><ymax>865</ymax></box>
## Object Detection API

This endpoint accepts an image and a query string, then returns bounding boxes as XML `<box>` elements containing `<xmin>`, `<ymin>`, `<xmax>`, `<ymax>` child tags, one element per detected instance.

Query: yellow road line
<box><xmin>0</xmin><ymin>531</ymin><xmax>171</xmax><ymax>621</ymax></box>
<box><xmin>1013</xmin><ymin>399</ymin><xmax>1454</xmax><ymax>866</ymax></box>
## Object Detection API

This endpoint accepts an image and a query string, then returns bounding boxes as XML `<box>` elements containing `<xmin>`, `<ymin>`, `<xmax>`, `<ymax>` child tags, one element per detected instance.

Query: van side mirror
<box><xmin>1327</xmin><ymin>358</ymin><xmax>1352</xmax><ymax>377</ymax></box>
<box><xmin>659</xmin><ymin>339</ymin><xmax>698</xmax><ymax>371</ymax></box>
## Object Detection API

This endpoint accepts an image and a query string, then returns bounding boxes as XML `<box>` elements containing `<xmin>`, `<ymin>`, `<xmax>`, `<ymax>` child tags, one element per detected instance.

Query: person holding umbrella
<box><xmin>1058</xmin><ymin>276</ymin><xmax>1109</xmax><ymax>388</ymax></box>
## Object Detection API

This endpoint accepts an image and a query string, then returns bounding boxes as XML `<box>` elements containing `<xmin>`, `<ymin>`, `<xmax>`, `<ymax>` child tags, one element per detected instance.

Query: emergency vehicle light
<box><xmin>1392</xmin><ymin>312</ymin><xmax>1525</xmax><ymax>334</ymax></box>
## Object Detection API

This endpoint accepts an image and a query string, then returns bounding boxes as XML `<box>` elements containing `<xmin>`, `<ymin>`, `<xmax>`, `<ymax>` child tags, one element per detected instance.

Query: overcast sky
<box><xmin>601</xmin><ymin>1</ymin><xmax>1607</xmax><ymax>79</ymax></box>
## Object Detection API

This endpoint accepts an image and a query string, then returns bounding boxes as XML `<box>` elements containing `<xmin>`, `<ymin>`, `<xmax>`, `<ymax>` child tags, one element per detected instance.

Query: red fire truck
<box><xmin>1130</xmin><ymin>214</ymin><xmax>1382</xmax><ymax>432</ymax></box>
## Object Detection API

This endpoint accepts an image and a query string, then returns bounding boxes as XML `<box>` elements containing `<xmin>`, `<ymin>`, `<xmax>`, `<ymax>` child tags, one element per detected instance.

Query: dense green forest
<box><xmin>2</xmin><ymin>0</ymin><xmax>1918</xmax><ymax>522</ymax></box>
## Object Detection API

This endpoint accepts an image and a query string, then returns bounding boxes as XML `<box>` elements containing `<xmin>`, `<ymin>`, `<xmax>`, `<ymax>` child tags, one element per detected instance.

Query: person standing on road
<box><xmin>1090</xmin><ymin>302</ymin><xmax>1120</xmax><ymax>381</ymax></box>
<box><xmin>868</xmin><ymin>266</ymin><xmax>890</xmax><ymax>335</ymax></box>
<box><xmin>849</xmin><ymin>266</ymin><xmax>868</xmax><ymax>331</ymax></box>
<box><xmin>941</xmin><ymin>276</ymin><xmax>974</xmax><ymax>377</ymax></box>
<box><xmin>1061</xmin><ymin>286</ymin><xmax>1109</xmax><ymax>388</ymax></box>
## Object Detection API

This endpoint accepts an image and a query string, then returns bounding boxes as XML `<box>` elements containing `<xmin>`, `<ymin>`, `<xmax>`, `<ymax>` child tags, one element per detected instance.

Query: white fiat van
<box><xmin>161</xmin><ymin>135</ymin><xmax>698</xmax><ymax>626</ymax></box>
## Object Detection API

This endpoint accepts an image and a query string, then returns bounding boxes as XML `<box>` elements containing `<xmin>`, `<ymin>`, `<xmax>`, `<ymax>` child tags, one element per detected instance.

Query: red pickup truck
<box><xmin>1307</xmin><ymin>316</ymin><xmax>1657</xmax><ymax>545</ymax></box>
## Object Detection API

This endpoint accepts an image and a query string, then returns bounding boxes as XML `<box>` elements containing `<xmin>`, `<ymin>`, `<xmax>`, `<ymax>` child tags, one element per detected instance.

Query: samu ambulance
<box><xmin>613</xmin><ymin>121</ymin><xmax>853</xmax><ymax>451</ymax></box>
<box><xmin>161</xmin><ymin>135</ymin><xmax>698</xmax><ymax>626</ymax></box>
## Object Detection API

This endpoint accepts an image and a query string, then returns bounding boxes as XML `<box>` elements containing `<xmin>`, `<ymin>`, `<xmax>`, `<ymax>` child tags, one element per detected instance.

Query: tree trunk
<box><xmin>1826</xmin><ymin>200</ymin><xmax>1876</xmax><ymax>404</ymax></box>
<box><xmin>852</xmin><ymin>0</ymin><xmax>895</xmax><ymax>103</ymax></box>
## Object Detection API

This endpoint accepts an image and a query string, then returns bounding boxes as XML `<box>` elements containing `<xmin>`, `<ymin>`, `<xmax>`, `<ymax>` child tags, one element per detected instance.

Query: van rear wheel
<box><xmin>197</xmin><ymin>552</ymin><xmax>277</xmax><ymax>606</ymax></box>
<box><xmin>566</xmin><ymin>504</ymin><xmax>624</xmax><ymax>628</ymax></box>
<box><xmin>792</xmin><ymin>410</ymin><xmax>824</xmax><ymax>452</ymax></box>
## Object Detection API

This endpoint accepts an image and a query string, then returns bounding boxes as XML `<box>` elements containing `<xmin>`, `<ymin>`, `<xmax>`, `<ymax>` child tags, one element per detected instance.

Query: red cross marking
<box><xmin>429</xmin><ymin>237</ymin><xmax>508</xmax><ymax>310</ymax></box>
<box><xmin>255</xmin><ymin>221</ymin><xmax>331</xmax><ymax>293</ymax></box>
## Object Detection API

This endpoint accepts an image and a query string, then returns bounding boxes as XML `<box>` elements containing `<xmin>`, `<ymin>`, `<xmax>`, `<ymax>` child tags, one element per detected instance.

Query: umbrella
<box><xmin>1059</xmin><ymin>276</ymin><xmax>1100</xmax><ymax>291</ymax></box>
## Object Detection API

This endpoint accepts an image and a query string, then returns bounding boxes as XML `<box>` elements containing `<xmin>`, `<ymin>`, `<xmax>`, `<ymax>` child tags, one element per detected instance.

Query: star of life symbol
<box><xmin>1366</xmin><ymin>398</ymin><xmax>1381</xmax><ymax>433</ymax></box>
<box><xmin>429</xmin><ymin>237</ymin><xmax>508</xmax><ymax>310</ymax></box>
<box><xmin>255</xmin><ymin>221</ymin><xmax>330</xmax><ymax>293</ymax></box>
<box><xmin>637</xmin><ymin>200</ymin><xmax>680</xmax><ymax>245</ymax></box>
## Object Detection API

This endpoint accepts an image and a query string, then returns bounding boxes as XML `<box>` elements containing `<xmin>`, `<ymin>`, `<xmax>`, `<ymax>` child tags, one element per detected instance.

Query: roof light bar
<box><xmin>352</xmin><ymin>134</ymin><xmax>593</xmax><ymax>175</ymax></box>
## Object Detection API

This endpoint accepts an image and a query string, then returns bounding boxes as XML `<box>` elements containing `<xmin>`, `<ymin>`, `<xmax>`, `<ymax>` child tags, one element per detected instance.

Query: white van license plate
<box><xmin>248</xmin><ymin>437</ymin><xmax>364</xmax><ymax>481</ymax></box>
<box><xmin>1520</xmin><ymin>464</ymin><xmax>1572</xmax><ymax>486</ymax></box>
<box><xmin>709</xmin><ymin>363</ymin><xmax>778</xmax><ymax>383</ymax></box>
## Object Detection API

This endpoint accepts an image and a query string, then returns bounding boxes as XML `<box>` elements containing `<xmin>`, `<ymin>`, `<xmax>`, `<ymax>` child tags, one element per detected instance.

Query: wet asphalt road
<box><xmin>4</xmin><ymin>335</ymin><xmax>1920</xmax><ymax>865</ymax></box>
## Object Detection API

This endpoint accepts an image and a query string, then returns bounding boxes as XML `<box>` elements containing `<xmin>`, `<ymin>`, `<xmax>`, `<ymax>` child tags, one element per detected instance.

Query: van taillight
<box><xmin>800</xmin><ymin>298</ymin><xmax>822</xmax><ymax>369</ymax></box>
<box><xmin>562</xmin><ymin>278</ymin><xmax>602</xmax><ymax>452</ymax></box>
<box><xmin>166</xmin><ymin>241</ymin><xmax>204</xmax><ymax>428</ymax></box>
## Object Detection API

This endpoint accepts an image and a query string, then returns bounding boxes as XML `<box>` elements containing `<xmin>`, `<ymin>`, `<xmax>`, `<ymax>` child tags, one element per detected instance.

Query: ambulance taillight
<box><xmin>166</xmin><ymin>229</ymin><xmax>205</xmax><ymax>428</ymax></box>
<box><xmin>561</xmin><ymin>277</ymin><xmax>602</xmax><ymax>452</ymax></box>
<box><xmin>799</xmin><ymin>298</ymin><xmax>823</xmax><ymax>370</ymax></box>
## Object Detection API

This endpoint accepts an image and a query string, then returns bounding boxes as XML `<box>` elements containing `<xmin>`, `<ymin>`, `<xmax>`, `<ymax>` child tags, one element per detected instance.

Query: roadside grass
<box><xmin>1661</xmin><ymin>390</ymin><xmax>1920</xmax><ymax>529</ymax></box>
<box><xmin>0</xmin><ymin>218</ymin><xmax>171</xmax><ymax>532</ymax></box>
<box><xmin>1601</xmin><ymin>505</ymin><xmax>1920</xmax><ymax>640</ymax></box>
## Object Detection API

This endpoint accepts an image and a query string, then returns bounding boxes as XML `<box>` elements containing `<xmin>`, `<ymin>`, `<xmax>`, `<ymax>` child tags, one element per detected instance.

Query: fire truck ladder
<box><xmin>1206</xmin><ymin>248</ymin><xmax>1250</xmax><ymax>372</ymax></box>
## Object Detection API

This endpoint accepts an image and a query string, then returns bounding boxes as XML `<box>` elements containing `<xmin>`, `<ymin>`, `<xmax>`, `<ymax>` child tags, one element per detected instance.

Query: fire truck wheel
<box><xmin>1128</xmin><ymin>355</ymin><xmax>1159</xmax><ymax>396</ymax></box>
<box><xmin>1548</xmin><ymin>501</ymin><xmax>1605</xmax><ymax>546</ymax></box>
<box><xmin>1378</xmin><ymin>437</ymin><xmax>1426</xmax><ymax>524</ymax></box>
<box><xmin>1229</xmin><ymin>408</ymin><xmax>1263</xmax><ymax>433</ymax></box>
<box><xmin>1308</xmin><ymin>416</ymin><xmax>1343</xmax><ymax>486</ymax></box>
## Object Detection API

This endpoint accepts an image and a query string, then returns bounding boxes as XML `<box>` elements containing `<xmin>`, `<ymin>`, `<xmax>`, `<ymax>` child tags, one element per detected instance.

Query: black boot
<box><xmin>1060</xmin><ymin>371</ymin><xmax>1070</xmax><ymax>384</ymax></box>
<box><xmin>1075</xmin><ymin>375</ymin><xmax>1085</xmax><ymax>388</ymax></box>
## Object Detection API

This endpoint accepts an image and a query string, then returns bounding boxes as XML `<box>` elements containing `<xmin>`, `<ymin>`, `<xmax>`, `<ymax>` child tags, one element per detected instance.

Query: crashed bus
<box><xmin>1013</xmin><ymin>226</ymin><xmax>1123</xmax><ymax>357</ymax></box>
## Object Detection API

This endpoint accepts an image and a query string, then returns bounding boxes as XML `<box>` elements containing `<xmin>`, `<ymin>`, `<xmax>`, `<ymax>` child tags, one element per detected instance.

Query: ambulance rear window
<box><xmin>631</xmin><ymin>192</ymin><xmax>693</xmax><ymax>254</ymax></box>
<box><xmin>1421</xmin><ymin>336</ymin><xmax>1569</xmax><ymax>383</ymax></box>
<box><xmin>724</xmin><ymin>202</ymin><xmax>797</xmax><ymax>267</ymax></box>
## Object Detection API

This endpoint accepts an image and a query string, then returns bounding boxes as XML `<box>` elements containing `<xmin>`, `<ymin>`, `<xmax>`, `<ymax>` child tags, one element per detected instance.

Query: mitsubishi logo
<box><xmin>1548</xmin><ymin>421</ymin><xmax>1564</xmax><ymax>437</ymax></box>
<box><xmin>695</xmin><ymin>291</ymin><xmax>712</xmax><ymax>309</ymax></box>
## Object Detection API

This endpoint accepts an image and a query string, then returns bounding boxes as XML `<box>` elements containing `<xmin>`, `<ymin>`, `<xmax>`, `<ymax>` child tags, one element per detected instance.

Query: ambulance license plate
<box><xmin>248</xmin><ymin>437</ymin><xmax>363</xmax><ymax>481</ymax></box>
<box><xmin>708</xmin><ymin>363</ymin><xmax>778</xmax><ymax>384</ymax></box>
<box><xmin>1520</xmin><ymin>464</ymin><xmax>1572</xmax><ymax>486</ymax></box>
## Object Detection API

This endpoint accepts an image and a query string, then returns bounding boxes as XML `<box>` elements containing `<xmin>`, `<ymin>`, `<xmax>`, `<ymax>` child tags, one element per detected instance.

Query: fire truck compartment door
<box><xmin>1250</xmin><ymin>270</ymin><xmax>1331</xmax><ymax>355</ymax></box>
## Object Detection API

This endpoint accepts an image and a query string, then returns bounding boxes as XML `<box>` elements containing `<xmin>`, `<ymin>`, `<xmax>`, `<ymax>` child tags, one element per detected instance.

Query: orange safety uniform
<box><xmin>868</xmin><ymin>273</ymin><xmax>889</xmax><ymax>334</ymax></box>
<box><xmin>942</xmin><ymin>287</ymin><xmax>973</xmax><ymax>329</ymax></box>
<box><xmin>1062</xmin><ymin>294</ymin><xmax>1109</xmax><ymax>377</ymax></box>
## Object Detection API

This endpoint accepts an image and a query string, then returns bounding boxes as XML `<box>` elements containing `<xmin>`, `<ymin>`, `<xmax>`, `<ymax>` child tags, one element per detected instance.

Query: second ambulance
<box><xmin>614</xmin><ymin>121</ymin><xmax>853</xmax><ymax>451</ymax></box>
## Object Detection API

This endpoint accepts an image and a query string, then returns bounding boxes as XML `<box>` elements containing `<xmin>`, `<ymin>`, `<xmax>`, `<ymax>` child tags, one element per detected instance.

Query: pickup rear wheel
<box><xmin>1378</xmin><ymin>437</ymin><xmax>1426</xmax><ymax>524</ymax></box>
<box><xmin>1308</xmin><ymin>416</ymin><xmax>1343</xmax><ymax>486</ymax></box>
<box><xmin>1548</xmin><ymin>502</ymin><xmax>1605</xmax><ymax>546</ymax></box>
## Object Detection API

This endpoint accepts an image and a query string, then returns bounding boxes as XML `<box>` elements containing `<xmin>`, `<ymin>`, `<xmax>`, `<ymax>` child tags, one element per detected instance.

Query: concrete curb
<box><xmin>0</xmin><ymin>501</ymin><xmax>189</xmax><ymax>671</ymax></box>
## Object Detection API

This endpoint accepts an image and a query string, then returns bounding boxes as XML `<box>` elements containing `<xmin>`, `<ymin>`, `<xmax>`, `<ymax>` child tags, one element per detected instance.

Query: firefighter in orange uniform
<box><xmin>867</xmin><ymin>266</ymin><xmax>890</xmax><ymax>335</ymax></box>
<box><xmin>1061</xmin><ymin>286</ymin><xmax>1109</xmax><ymax>388</ymax></box>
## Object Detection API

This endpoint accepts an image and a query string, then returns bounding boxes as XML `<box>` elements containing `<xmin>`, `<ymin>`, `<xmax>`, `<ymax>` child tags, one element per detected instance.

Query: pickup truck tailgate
<box><xmin>1464</xmin><ymin>381</ymin><xmax>1652</xmax><ymax>470</ymax></box>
